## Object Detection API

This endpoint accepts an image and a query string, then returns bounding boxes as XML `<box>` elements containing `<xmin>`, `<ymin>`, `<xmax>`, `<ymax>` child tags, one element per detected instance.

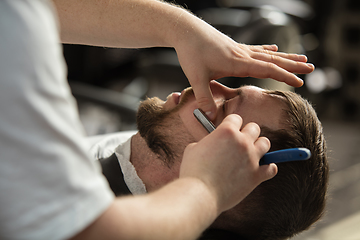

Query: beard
<box><xmin>136</xmin><ymin>88</ymin><xmax>195</xmax><ymax>167</ymax></box>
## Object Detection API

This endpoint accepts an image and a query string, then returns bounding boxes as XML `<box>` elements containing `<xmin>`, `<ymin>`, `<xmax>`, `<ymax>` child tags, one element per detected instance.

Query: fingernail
<box><xmin>299</xmin><ymin>55</ymin><xmax>308</xmax><ymax>61</ymax></box>
<box><xmin>307</xmin><ymin>63</ymin><xmax>315</xmax><ymax>68</ymax></box>
<box><xmin>297</xmin><ymin>77</ymin><xmax>304</xmax><ymax>86</ymax></box>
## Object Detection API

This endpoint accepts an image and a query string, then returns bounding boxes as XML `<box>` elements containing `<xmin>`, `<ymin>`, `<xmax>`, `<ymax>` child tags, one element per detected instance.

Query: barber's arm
<box><xmin>70</xmin><ymin>115</ymin><xmax>276</xmax><ymax>240</ymax></box>
<box><xmin>54</xmin><ymin>0</ymin><xmax>314</xmax><ymax>119</ymax></box>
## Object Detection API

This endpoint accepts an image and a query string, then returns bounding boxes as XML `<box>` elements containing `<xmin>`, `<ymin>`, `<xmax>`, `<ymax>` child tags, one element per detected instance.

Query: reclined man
<box><xmin>91</xmin><ymin>80</ymin><xmax>329</xmax><ymax>240</ymax></box>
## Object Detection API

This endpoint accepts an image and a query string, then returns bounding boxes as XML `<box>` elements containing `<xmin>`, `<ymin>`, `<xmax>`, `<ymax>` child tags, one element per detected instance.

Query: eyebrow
<box><xmin>233</xmin><ymin>88</ymin><xmax>244</xmax><ymax>114</ymax></box>
<box><xmin>264</xmin><ymin>90</ymin><xmax>288</xmax><ymax>104</ymax></box>
<box><xmin>236</xmin><ymin>88</ymin><xmax>242</xmax><ymax>97</ymax></box>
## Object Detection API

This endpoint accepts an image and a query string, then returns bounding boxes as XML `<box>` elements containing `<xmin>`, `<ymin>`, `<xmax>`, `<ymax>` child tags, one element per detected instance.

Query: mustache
<box><xmin>140</xmin><ymin>87</ymin><xmax>195</xmax><ymax>115</ymax></box>
<box><xmin>173</xmin><ymin>87</ymin><xmax>194</xmax><ymax>111</ymax></box>
<box><xmin>136</xmin><ymin>87</ymin><xmax>195</xmax><ymax>167</ymax></box>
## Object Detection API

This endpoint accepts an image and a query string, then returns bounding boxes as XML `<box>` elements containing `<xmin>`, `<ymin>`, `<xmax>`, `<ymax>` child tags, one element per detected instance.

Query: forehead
<box><xmin>232</xmin><ymin>86</ymin><xmax>288</xmax><ymax>130</ymax></box>
<box><xmin>240</xmin><ymin>85</ymin><xmax>287</xmax><ymax>107</ymax></box>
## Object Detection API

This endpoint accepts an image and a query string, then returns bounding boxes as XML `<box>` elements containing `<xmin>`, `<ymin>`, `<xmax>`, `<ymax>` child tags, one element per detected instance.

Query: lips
<box><xmin>179</xmin><ymin>90</ymin><xmax>186</xmax><ymax>104</ymax></box>
<box><xmin>168</xmin><ymin>88</ymin><xmax>192</xmax><ymax>107</ymax></box>
<box><xmin>173</xmin><ymin>92</ymin><xmax>181</xmax><ymax>105</ymax></box>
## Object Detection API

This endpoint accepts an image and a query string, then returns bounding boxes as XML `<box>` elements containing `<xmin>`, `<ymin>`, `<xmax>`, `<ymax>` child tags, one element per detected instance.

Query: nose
<box><xmin>209</xmin><ymin>80</ymin><xmax>238</xmax><ymax>100</ymax></box>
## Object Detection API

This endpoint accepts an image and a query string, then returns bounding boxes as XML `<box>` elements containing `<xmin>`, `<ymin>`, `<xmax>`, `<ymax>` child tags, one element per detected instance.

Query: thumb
<box><xmin>192</xmin><ymin>80</ymin><xmax>217</xmax><ymax>120</ymax></box>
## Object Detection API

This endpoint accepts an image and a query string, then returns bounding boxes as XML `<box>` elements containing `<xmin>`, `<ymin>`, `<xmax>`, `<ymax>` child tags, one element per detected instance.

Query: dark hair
<box><xmin>212</xmin><ymin>90</ymin><xmax>329</xmax><ymax>240</ymax></box>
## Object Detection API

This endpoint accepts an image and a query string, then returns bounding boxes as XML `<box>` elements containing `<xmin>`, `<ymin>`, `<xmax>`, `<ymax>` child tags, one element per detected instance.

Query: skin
<box><xmin>134</xmin><ymin>81</ymin><xmax>286</xmax><ymax>192</ymax></box>
<box><xmin>163</xmin><ymin>81</ymin><xmax>286</xmax><ymax>141</ymax></box>
<box><xmin>49</xmin><ymin>0</ymin><xmax>308</xmax><ymax>239</ymax></box>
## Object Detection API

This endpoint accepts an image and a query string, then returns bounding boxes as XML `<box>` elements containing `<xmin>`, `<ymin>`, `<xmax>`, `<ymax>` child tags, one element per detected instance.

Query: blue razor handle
<box><xmin>259</xmin><ymin>148</ymin><xmax>311</xmax><ymax>165</ymax></box>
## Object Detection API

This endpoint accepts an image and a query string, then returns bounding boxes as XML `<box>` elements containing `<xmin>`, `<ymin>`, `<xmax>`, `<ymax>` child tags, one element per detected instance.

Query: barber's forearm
<box><xmin>53</xmin><ymin>0</ymin><xmax>200</xmax><ymax>49</ymax></box>
<box><xmin>70</xmin><ymin>177</ymin><xmax>218</xmax><ymax>240</ymax></box>
<box><xmin>115</xmin><ymin>177</ymin><xmax>218</xmax><ymax>239</ymax></box>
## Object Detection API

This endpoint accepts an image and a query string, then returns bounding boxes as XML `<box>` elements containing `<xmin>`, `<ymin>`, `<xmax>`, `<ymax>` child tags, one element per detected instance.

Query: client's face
<box><xmin>136</xmin><ymin>81</ymin><xmax>287</xmax><ymax>166</ymax></box>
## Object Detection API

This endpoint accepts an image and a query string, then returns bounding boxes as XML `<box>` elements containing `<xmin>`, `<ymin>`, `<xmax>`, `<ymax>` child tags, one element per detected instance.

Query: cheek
<box><xmin>178</xmin><ymin>102</ymin><xmax>209</xmax><ymax>142</ymax></box>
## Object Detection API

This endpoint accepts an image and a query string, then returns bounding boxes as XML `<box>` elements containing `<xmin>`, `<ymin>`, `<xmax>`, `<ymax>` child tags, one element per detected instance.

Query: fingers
<box><xmin>249</xmin><ymin>45</ymin><xmax>308</xmax><ymax>62</ymax></box>
<box><xmin>191</xmin><ymin>79</ymin><xmax>217</xmax><ymax>120</ymax></box>
<box><xmin>259</xmin><ymin>163</ymin><xmax>278</xmax><ymax>181</ymax></box>
<box><xmin>241</xmin><ymin>123</ymin><xmax>277</xmax><ymax>181</ymax></box>
<box><xmin>261</xmin><ymin>44</ymin><xmax>278</xmax><ymax>52</ymax></box>
<box><xmin>220</xmin><ymin>119</ymin><xmax>270</xmax><ymax>160</ymax></box>
<box><xmin>243</xmin><ymin>123</ymin><xmax>277</xmax><ymax>181</ymax></box>
<box><xmin>181</xmin><ymin>116</ymin><xmax>277</xmax><ymax>212</ymax></box>
<box><xmin>240</xmin><ymin>122</ymin><xmax>261</xmax><ymax>139</ymax></box>
<box><xmin>254</xmin><ymin>136</ymin><xmax>270</xmax><ymax>154</ymax></box>
<box><xmin>250</xmin><ymin>51</ymin><xmax>314</xmax><ymax>74</ymax></box>
<box><xmin>250</xmin><ymin>44</ymin><xmax>278</xmax><ymax>52</ymax></box>
<box><xmin>218</xmin><ymin>114</ymin><xmax>243</xmax><ymax>131</ymax></box>
<box><xmin>218</xmin><ymin>118</ymin><xmax>277</xmax><ymax>185</ymax></box>
<box><xmin>241</xmin><ymin>123</ymin><xmax>270</xmax><ymax>156</ymax></box>
<box><xmin>243</xmin><ymin>44</ymin><xmax>314</xmax><ymax>87</ymax></box>
<box><xmin>245</xmin><ymin>59</ymin><xmax>305</xmax><ymax>87</ymax></box>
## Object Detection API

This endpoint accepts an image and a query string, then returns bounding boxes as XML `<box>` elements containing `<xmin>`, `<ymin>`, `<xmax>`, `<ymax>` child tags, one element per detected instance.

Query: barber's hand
<box><xmin>179</xmin><ymin>114</ymin><xmax>277</xmax><ymax>214</ymax></box>
<box><xmin>174</xmin><ymin>23</ymin><xmax>314</xmax><ymax>120</ymax></box>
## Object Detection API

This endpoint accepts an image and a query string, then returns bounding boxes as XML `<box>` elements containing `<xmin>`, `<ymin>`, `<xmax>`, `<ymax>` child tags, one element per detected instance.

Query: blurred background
<box><xmin>64</xmin><ymin>0</ymin><xmax>360</xmax><ymax>239</ymax></box>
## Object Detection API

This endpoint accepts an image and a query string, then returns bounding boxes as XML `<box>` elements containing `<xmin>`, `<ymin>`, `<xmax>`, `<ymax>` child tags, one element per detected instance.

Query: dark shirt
<box><xmin>99</xmin><ymin>153</ymin><xmax>132</xmax><ymax>196</ymax></box>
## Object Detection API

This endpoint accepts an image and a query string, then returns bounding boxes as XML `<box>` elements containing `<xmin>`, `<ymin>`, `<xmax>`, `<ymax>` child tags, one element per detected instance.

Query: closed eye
<box><xmin>222</xmin><ymin>99</ymin><xmax>229</xmax><ymax>113</ymax></box>
<box><xmin>222</xmin><ymin>89</ymin><xmax>241</xmax><ymax>115</ymax></box>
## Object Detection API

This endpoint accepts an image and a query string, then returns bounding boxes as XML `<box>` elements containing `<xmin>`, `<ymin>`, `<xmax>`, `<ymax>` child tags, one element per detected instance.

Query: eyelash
<box><xmin>222</xmin><ymin>99</ymin><xmax>228</xmax><ymax>113</ymax></box>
